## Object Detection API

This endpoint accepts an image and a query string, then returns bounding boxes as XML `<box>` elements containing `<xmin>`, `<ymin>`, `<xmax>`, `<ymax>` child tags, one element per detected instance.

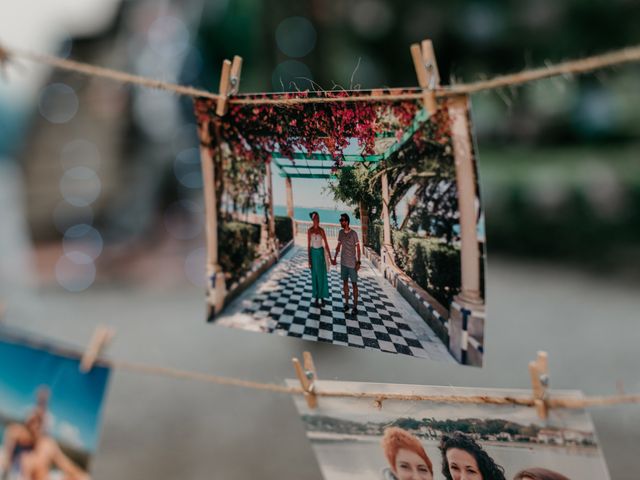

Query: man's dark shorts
<box><xmin>340</xmin><ymin>265</ymin><xmax>358</xmax><ymax>282</ymax></box>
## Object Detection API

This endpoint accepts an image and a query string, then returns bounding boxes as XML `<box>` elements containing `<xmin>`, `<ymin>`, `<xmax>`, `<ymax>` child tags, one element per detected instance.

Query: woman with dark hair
<box><xmin>439</xmin><ymin>431</ymin><xmax>506</xmax><ymax>480</ymax></box>
<box><xmin>307</xmin><ymin>211</ymin><xmax>331</xmax><ymax>307</ymax></box>
<box><xmin>513</xmin><ymin>468</ymin><xmax>570</xmax><ymax>480</ymax></box>
<box><xmin>381</xmin><ymin>427</ymin><xmax>433</xmax><ymax>480</ymax></box>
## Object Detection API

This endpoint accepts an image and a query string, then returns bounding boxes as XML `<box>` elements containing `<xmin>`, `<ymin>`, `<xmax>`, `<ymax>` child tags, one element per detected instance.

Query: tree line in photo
<box><xmin>302</xmin><ymin>415</ymin><xmax>596</xmax><ymax>448</ymax></box>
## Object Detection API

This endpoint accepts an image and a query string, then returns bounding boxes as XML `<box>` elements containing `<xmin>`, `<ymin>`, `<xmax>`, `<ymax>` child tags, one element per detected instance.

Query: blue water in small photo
<box><xmin>273</xmin><ymin>205</ymin><xmax>361</xmax><ymax>226</ymax></box>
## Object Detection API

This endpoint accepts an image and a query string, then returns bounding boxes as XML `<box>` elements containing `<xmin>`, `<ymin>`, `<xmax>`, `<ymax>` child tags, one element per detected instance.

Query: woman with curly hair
<box><xmin>439</xmin><ymin>431</ymin><xmax>506</xmax><ymax>480</ymax></box>
<box><xmin>381</xmin><ymin>427</ymin><xmax>433</xmax><ymax>480</ymax></box>
<box><xmin>513</xmin><ymin>468</ymin><xmax>570</xmax><ymax>480</ymax></box>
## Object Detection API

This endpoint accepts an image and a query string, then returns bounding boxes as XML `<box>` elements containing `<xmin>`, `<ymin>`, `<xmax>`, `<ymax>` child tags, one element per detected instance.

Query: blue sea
<box><xmin>268</xmin><ymin>205</ymin><xmax>486</xmax><ymax>240</ymax></box>
<box><xmin>273</xmin><ymin>205</ymin><xmax>361</xmax><ymax>226</ymax></box>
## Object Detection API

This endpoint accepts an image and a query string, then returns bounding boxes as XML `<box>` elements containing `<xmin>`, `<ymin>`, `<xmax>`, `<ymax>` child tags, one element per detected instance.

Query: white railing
<box><xmin>295</xmin><ymin>220</ymin><xmax>362</xmax><ymax>239</ymax></box>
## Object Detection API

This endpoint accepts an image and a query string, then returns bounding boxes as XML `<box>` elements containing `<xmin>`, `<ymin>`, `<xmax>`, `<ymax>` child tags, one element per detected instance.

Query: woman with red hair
<box><xmin>381</xmin><ymin>427</ymin><xmax>433</xmax><ymax>480</ymax></box>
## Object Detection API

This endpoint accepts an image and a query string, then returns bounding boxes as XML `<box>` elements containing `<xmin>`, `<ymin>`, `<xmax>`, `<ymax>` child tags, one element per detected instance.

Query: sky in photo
<box><xmin>0</xmin><ymin>337</ymin><xmax>110</xmax><ymax>452</ymax></box>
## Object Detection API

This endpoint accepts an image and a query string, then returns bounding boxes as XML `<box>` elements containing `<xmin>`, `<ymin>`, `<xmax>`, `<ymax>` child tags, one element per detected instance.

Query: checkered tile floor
<box><xmin>217</xmin><ymin>246</ymin><xmax>453</xmax><ymax>361</ymax></box>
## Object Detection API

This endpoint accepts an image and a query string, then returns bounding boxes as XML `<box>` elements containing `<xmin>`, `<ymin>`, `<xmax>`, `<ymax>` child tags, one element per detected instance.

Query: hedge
<box><xmin>367</xmin><ymin>222</ymin><xmax>382</xmax><ymax>254</ymax></box>
<box><xmin>275</xmin><ymin>215</ymin><xmax>294</xmax><ymax>245</ymax></box>
<box><xmin>218</xmin><ymin>221</ymin><xmax>261</xmax><ymax>286</ymax></box>
<box><xmin>392</xmin><ymin>230</ymin><xmax>462</xmax><ymax>308</ymax></box>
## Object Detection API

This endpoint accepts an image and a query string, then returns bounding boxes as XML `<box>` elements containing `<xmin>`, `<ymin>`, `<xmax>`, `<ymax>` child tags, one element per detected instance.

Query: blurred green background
<box><xmin>2</xmin><ymin>0</ymin><xmax>637</xmax><ymax>287</ymax></box>
<box><xmin>197</xmin><ymin>0</ymin><xmax>640</xmax><ymax>276</ymax></box>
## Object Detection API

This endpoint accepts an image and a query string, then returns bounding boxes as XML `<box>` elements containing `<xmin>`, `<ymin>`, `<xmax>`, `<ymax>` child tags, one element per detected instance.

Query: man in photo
<box><xmin>333</xmin><ymin>213</ymin><xmax>361</xmax><ymax>315</ymax></box>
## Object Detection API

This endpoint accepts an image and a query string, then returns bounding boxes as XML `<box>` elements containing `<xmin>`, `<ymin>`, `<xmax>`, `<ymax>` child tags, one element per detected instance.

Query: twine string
<box><xmin>2</xmin><ymin>39</ymin><xmax>640</xmax><ymax>411</ymax></box>
<box><xmin>110</xmin><ymin>358</ymin><xmax>640</xmax><ymax>410</ymax></box>
<box><xmin>1</xmin><ymin>43</ymin><xmax>639</xmax><ymax>105</ymax></box>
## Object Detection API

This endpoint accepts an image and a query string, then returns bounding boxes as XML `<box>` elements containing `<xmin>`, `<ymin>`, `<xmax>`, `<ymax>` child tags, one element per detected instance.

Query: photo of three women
<box><xmin>381</xmin><ymin>427</ymin><xmax>570</xmax><ymax>480</ymax></box>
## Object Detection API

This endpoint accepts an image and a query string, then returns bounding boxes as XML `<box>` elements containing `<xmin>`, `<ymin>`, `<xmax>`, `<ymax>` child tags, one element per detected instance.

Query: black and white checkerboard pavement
<box><xmin>216</xmin><ymin>246</ymin><xmax>454</xmax><ymax>362</ymax></box>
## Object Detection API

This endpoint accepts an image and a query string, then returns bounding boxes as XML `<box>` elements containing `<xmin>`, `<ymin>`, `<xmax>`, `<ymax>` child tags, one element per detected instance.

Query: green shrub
<box><xmin>367</xmin><ymin>222</ymin><xmax>383</xmax><ymax>253</ymax></box>
<box><xmin>218</xmin><ymin>221</ymin><xmax>261</xmax><ymax>286</ymax></box>
<box><xmin>392</xmin><ymin>230</ymin><xmax>412</xmax><ymax>271</ymax></box>
<box><xmin>275</xmin><ymin>216</ymin><xmax>293</xmax><ymax>245</ymax></box>
<box><xmin>392</xmin><ymin>232</ymin><xmax>462</xmax><ymax>308</ymax></box>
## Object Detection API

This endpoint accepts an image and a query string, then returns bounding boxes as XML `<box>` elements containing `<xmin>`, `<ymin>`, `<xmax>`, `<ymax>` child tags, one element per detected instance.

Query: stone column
<box><xmin>266</xmin><ymin>161</ymin><xmax>278</xmax><ymax>255</ymax></box>
<box><xmin>198</xmin><ymin>120</ymin><xmax>227</xmax><ymax>319</ymax></box>
<box><xmin>447</xmin><ymin>94</ymin><xmax>485</xmax><ymax>366</ymax></box>
<box><xmin>359</xmin><ymin>201</ymin><xmax>369</xmax><ymax>247</ymax></box>
<box><xmin>380</xmin><ymin>166</ymin><xmax>393</xmax><ymax>272</ymax></box>
<box><xmin>285</xmin><ymin>176</ymin><xmax>296</xmax><ymax>236</ymax></box>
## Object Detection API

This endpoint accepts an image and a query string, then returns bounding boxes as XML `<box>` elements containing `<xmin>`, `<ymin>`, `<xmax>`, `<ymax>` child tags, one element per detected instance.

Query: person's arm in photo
<box><xmin>333</xmin><ymin>239</ymin><xmax>341</xmax><ymax>266</ymax></box>
<box><xmin>321</xmin><ymin>228</ymin><xmax>331</xmax><ymax>257</ymax></box>
<box><xmin>307</xmin><ymin>229</ymin><xmax>312</xmax><ymax>268</ymax></box>
<box><xmin>0</xmin><ymin>425</ymin><xmax>18</xmax><ymax>478</ymax></box>
<box><xmin>355</xmin><ymin>232</ymin><xmax>361</xmax><ymax>270</ymax></box>
<box><xmin>50</xmin><ymin>439</ymin><xmax>90</xmax><ymax>480</ymax></box>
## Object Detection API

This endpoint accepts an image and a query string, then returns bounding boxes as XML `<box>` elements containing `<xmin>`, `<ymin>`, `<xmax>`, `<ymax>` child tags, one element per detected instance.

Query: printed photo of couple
<box><xmin>196</xmin><ymin>92</ymin><xmax>487</xmax><ymax>366</ymax></box>
<box><xmin>0</xmin><ymin>330</ymin><xmax>111</xmax><ymax>480</ymax></box>
<box><xmin>306</xmin><ymin>212</ymin><xmax>361</xmax><ymax>314</ymax></box>
<box><xmin>288</xmin><ymin>380</ymin><xmax>611</xmax><ymax>480</ymax></box>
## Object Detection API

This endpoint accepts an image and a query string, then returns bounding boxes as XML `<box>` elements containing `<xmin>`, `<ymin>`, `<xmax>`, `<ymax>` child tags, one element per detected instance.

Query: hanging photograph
<box><xmin>0</xmin><ymin>328</ymin><xmax>111</xmax><ymax>480</ymax></box>
<box><xmin>288</xmin><ymin>380</ymin><xmax>611</xmax><ymax>480</ymax></box>
<box><xmin>194</xmin><ymin>89</ymin><xmax>486</xmax><ymax>366</ymax></box>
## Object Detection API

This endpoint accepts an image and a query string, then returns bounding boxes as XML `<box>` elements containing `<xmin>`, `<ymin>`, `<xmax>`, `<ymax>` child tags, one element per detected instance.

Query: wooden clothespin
<box><xmin>528</xmin><ymin>351</ymin><xmax>550</xmax><ymax>419</ymax></box>
<box><xmin>410</xmin><ymin>39</ymin><xmax>440</xmax><ymax>115</ymax></box>
<box><xmin>292</xmin><ymin>351</ymin><xmax>318</xmax><ymax>409</ymax></box>
<box><xmin>80</xmin><ymin>326</ymin><xmax>115</xmax><ymax>373</ymax></box>
<box><xmin>216</xmin><ymin>55</ymin><xmax>243</xmax><ymax>116</ymax></box>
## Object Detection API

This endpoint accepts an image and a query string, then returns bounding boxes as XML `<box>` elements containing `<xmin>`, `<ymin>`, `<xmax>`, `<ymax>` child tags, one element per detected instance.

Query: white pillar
<box><xmin>447</xmin><ymin>94</ymin><xmax>484</xmax><ymax>366</ymax></box>
<box><xmin>285</xmin><ymin>176</ymin><xmax>296</xmax><ymax>236</ymax></box>
<box><xmin>380</xmin><ymin>166</ymin><xmax>393</xmax><ymax>273</ymax></box>
<box><xmin>198</xmin><ymin>120</ymin><xmax>226</xmax><ymax>317</ymax></box>
<box><xmin>266</xmin><ymin>161</ymin><xmax>277</xmax><ymax>253</ymax></box>
<box><xmin>449</xmin><ymin>95</ymin><xmax>482</xmax><ymax>303</ymax></box>
<box><xmin>381</xmin><ymin>167</ymin><xmax>392</xmax><ymax>247</ymax></box>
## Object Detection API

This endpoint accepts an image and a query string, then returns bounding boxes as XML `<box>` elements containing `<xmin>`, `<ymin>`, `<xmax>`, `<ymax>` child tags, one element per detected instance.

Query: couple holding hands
<box><xmin>307</xmin><ymin>211</ymin><xmax>361</xmax><ymax>315</ymax></box>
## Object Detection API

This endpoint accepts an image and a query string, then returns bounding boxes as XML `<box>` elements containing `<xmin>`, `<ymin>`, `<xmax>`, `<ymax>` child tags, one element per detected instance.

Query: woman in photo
<box><xmin>439</xmin><ymin>431</ymin><xmax>506</xmax><ymax>480</ymax></box>
<box><xmin>381</xmin><ymin>427</ymin><xmax>433</xmax><ymax>480</ymax></box>
<box><xmin>307</xmin><ymin>211</ymin><xmax>331</xmax><ymax>307</ymax></box>
<box><xmin>513</xmin><ymin>468</ymin><xmax>570</xmax><ymax>480</ymax></box>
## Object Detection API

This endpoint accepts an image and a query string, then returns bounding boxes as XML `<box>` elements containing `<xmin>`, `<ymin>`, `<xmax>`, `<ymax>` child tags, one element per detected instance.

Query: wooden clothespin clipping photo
<box><xmin>80</xmin><ymin>326</ymin><xmax>116</xmax><ymax>373</ymax></box>
<box><xmin>410</xmin><ymin>39</ymin><xmax>440</xmax><ymax>115</ymax></box>
<box><xmin>293</xmin><ymin>351</ymin><xmax>318</xmax><ymax>409</ymax></box>
<box><xmin>216</xmin><ymin>55</ymin><xmax>243</xmax><ymax>116</ymax></box>
<box><xmin>529</xmin><ymin>350</ymin><xmax>550</xmax><ymax>419</ymax></box>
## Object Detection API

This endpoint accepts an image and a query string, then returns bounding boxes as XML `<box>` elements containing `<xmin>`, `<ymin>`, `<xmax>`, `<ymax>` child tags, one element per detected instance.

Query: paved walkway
<box><xmin>217</xmin><ymin>243</ymin><xmax>454</xmax><ymax>362</ymax></box>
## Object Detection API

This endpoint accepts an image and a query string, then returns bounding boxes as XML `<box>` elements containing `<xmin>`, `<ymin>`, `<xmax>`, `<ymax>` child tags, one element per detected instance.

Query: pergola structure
<box><xmin>273</xmin><ymin>107</ymin><xmax>431</xmax><ymax>245</ymax></box>
<box><xmin>197</xmin><ymin>39</ymin><xmax>486</xmax><ymax>365</ymax></box>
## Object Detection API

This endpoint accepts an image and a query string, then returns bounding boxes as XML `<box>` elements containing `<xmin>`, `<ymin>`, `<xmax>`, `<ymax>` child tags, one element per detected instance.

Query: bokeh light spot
<box><xmin>275</xmin><ymin>17</ymin><xmax>317</xmax><ymax>58</ymax></box>
<box><xmin>55</xmin><ymin>252</ymin><xmax>96</xmax><ymax>292</ymax></box>
<box><xmin>60</xmin><ymin>166</ymin><xmax>102</xmax><ymax>207</ymax></box>
<box><xmin>39</xmin><ymin>83</ymin><xmax>79</xmax><ymax>124</ymax></box>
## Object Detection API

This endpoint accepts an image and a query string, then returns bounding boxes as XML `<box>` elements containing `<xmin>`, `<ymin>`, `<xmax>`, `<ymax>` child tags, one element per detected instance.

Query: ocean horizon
<box><xmin>273</xmin><ymin>205</ymin><xmax>361</xmax><ymax>226</ymax></box>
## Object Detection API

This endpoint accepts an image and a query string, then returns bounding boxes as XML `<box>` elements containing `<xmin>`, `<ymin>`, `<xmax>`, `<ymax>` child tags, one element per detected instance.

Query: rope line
<box><xmin>5</xmin><ymin>46</ymin><xmax>221</xmax><ymax>101</ymax></box>
<box><xmin>110</xmin><ymin>357</ymin><xmax>640</xmax><ymax>410</ymax></box>
<box><xmin>1</xmin><ymin>43</ymin><xmax>639</xmax><ymax>105</ymax></box>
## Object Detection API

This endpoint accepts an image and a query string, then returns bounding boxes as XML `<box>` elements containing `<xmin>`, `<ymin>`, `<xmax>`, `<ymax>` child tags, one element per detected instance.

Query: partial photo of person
<box><xmin>381</xmin><ymin>427</ymin><xmax>433</xmax><ymax>480</ymax></box>
<box><xmin>514</xmin><ymin>468</ymin><xmax>571</xmax><ymax>480</ymax></box>
<box><xmin>0</xmin><ymin>389</ymin><xmax>90</xmax><ymax>480</ymax></box>
<box><xmin>439</xmin><ymin>431</ymin><xmax>506</xmax><ymax>480</ymax></box>
<box><xmin>307</xmin><ymin>211</ymin><xmax>332</xmax><ymax>308</ymax></box>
